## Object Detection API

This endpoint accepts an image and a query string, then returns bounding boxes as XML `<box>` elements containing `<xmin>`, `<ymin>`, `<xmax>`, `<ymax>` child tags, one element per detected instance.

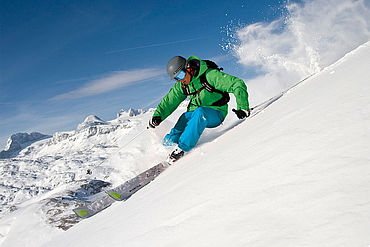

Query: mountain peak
<box><xmin>117</xmin><ymin>108</ymin><xmax>146</xmax><ymax>118</ymax></box>
<box><xmin>76</xmin><ymin>115</ymin><xmax>107</xmax><ymax>131</ymax></box>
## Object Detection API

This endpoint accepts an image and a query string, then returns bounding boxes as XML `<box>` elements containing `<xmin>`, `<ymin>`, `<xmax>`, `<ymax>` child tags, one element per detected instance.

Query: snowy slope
<box><xmin>32</xmin><ymin>42</ymin><xmax>370</xmax><ymax>246</ymax></box>
<box><xmin>1</xmin><ymin>41</ymin><xmax>370</xmax><ymax>246</ymax></box>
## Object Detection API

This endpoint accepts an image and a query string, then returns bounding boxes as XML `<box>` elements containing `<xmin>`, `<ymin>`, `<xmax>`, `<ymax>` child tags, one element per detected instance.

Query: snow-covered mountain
<box><xmin>0</xmin><ymin>132</ymin><xmax>51</xmax><ymax>159</ymax></box>
<box><xmin>0</xmin><ymin>108</ymin><xmax>153</xmax><ymax>220</ymax></box>
<box><xmin>0</xmin><ymin>42</ymin><xmax>370</xmax><ymax>246</ymax></box>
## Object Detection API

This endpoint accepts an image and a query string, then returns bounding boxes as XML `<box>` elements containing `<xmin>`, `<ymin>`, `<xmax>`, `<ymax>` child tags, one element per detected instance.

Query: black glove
<box><xmin>232</xmin><ymin>109</ymin><xmax>250</xmax><ymax>119</ymax></box>
<box><xmin>149</xmin><ymin>116</ymin><xmax>162</xmax><ymax>128</ymax></box>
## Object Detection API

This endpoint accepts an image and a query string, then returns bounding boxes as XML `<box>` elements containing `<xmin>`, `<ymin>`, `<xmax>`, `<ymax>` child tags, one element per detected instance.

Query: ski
<box><xmin>106</xmin><ymin>161</ymin><xmax>171</xmax><ymax>201</ymax></box>
<box><xmin>73</xmin><ymin>194</ymin><xmax>115</xmax><ymax>218</ymax></box>
<box><xmin>73</xmin><ymin>161</ymin><xmax>171</xmax><ymax>218</ymax></box>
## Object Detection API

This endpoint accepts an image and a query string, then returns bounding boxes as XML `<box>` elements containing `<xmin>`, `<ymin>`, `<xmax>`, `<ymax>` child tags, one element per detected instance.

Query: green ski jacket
<box><xmin>153</xmin><ymin>55</ymin><xmax>249</xmax><ymax>120</ymax></box>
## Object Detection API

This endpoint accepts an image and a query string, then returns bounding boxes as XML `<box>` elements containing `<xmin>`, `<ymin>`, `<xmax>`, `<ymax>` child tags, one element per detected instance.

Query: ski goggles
<box><xmin>174</xmin><ymin>70</ymin><xmax>186</xmax><ymax>81</ymax></box>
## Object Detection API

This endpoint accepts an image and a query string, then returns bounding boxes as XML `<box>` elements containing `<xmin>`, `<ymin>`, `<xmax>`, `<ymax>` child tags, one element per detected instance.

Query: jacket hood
<box><xmin>187</xmin><ymin>55</ymin><xmax>208</xmax><ymax>80</ymax></box>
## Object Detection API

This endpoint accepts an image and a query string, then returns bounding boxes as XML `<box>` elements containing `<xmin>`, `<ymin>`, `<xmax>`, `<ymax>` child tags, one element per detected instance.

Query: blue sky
<box><xmin>0</xmin><ymin>0</ymin><xmax>290</xmax><ymax>148</ymax></box>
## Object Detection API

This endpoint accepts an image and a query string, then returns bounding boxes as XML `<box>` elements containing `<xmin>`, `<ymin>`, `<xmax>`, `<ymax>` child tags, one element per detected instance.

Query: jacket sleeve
<box><xmin>206</xmin><ymin>69</ymin><xmax>250</xmax><ymax>110</ymax></box>
<box><xmin>153</xmin><ymin>81</ymin><xmax>187</xmax><ymax>120</ymax></box>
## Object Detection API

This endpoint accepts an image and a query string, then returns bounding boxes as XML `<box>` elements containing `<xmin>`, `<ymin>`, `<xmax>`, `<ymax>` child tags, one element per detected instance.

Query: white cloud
<box><xmin>50</xmin><ymin>68</ymin><xmax>163</xmax><ymax>101</ymax></box>
<box><xmin>229</xmin><ymin>0</ymin><xmax>370</xmax><ymax>103</ymax></box>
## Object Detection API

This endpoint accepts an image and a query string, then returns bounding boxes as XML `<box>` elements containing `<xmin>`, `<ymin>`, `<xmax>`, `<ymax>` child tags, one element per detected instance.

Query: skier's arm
<box><xmin>206</xmin><ymin>70</ymin><xmax>250</xmax><ymax>110</ymax></box>
<box><xmin>153</xmin><ymin>81</ymin><xmax>187</xmax><ymax>121</ymax></box>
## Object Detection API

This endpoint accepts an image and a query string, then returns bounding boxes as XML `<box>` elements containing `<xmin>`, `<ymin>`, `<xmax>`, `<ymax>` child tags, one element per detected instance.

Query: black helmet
<box><xmin>167</xmin><ymin>56</ymin><xmax>188</xmax><ymax>79</ymax></box>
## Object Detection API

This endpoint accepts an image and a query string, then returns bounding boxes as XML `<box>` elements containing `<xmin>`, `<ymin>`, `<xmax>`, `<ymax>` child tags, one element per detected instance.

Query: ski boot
<box><xmin>168</xmin><ymin>148</ymin><xmax>185</xmax><ymax>162</ymax></box>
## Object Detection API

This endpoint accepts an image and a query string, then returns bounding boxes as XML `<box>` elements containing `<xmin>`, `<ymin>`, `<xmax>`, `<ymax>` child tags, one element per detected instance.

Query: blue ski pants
<box><xmin>162</xmin><ymin>107</ymin><xmax>224</xmax><ymax>152</ymax></box>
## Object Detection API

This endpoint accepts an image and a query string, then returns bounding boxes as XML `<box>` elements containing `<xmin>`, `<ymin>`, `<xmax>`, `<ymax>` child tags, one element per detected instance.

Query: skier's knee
<box><xmin>193</xmin><ymin>107</ymin><xmax>207</xmax><ymax>121</ymax></box>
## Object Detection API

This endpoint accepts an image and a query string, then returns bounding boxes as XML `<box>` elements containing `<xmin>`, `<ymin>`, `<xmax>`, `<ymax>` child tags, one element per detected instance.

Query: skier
<box><xmin>149</xmin><ymin>55</ymin><xmax>250</xmax><ymax>161</ymax></box>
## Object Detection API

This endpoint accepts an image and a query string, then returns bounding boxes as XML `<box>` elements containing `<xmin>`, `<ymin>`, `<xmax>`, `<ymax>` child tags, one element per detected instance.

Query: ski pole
<box><xmin>249</xmin><ymin>72</ymin><xmax>316</xmax><ymax>113</ymax></box>
<box><xmin>86</xmin><ymin>127</ymin><xmax>149</xmax><ymax>175</ymax></box>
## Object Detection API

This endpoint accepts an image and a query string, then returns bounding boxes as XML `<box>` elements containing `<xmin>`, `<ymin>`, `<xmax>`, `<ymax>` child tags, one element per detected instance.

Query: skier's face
<box><xmin>181</xmin><ymin>69</ymin><xmax>192</xmax><ymax>85</ymax></box>
<box><xmin>174</xmin><ymin>68</ymin><xmax>195</xmax><ymax>85</ymax></box>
